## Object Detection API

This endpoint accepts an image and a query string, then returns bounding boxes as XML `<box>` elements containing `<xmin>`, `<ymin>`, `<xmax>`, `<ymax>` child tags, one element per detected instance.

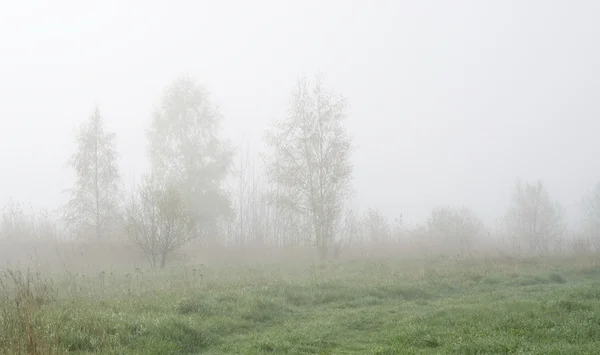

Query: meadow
<box><xmin>2</xmin><ymin>251</ymin><xmax>600</xmax><ymax>354</ymax></box>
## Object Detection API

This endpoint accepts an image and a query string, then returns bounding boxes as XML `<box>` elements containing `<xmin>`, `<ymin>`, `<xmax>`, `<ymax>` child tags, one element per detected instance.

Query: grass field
<box><xmin>2</xmin><ymin>254</ymin><xmax>600</xmax><ymax>354</ymax></box>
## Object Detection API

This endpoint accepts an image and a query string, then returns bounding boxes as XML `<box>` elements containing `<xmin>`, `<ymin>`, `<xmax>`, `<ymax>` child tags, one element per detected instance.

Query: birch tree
<box><xmin>265</xmin><ymin>75</ymin><xmax>353</xmax><ymax>260</ymax></box>
<box><xmin>504</xmin><ymin>179</ymin><xmax>566</xmax><ymax>254</ymax></box>
<box><xmin>147</xmin><ymin>75</ymin><xmax>234</xmax><ymax>242</ymax></box>
<box><xmin>426</xmin><ymin>206</ymin><xmax>485</xmax><ymax>258</ymax></box>
<box><xmin>64</xmin><ymin>105</ymin><xmax>121</xmax><ymax>241</ymax></box>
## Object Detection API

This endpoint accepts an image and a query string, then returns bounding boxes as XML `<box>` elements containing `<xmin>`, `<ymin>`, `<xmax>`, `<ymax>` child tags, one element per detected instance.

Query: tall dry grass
<box><xmin>0</xmin><ymin>268</ymin><xmax>60</xmax><ymax>355</ymax></box>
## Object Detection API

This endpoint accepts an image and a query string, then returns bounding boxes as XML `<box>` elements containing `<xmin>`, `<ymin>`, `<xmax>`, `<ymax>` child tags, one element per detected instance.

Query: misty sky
<box><xmin>1</xmin><ymin>1</ymin><xmax>599</xmax><ymax>228</ymax></box>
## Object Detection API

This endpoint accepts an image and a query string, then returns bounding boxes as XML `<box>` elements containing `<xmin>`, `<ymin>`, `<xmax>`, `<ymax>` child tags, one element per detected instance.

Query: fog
<box><xmin>2</xmin><ymin>0</ymin><xmax>600</xmax><ymax>229</ymax></box>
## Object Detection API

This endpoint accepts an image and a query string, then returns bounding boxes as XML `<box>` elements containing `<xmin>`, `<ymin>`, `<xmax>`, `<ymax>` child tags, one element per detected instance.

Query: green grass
<box><xmin>2</xmin><ymin>255</ymin><xmax>600</xmax><ymax>354</ymax></box>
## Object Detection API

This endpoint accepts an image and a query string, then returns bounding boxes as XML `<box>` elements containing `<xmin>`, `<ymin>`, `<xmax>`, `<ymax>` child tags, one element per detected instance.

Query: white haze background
<box><xmin>1</xmin><ymin>0</ymin><xmax>599</xmax><ymax>228</ymax></box>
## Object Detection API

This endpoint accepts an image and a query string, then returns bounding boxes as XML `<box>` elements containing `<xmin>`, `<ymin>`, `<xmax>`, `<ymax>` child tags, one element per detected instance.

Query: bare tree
<box><xmin>64</xmin><ymin>105</ymin><xmax>121</xmax><ymax>241</ymax></box>
<box><xmin>341</xmin><ymin>209</ymin><xmax>361</xmax><ymax>245</ymax></box>
<box><xmin>504</xmin><ymin>179</ymin><xmax>566</xmax><ymax>255</ymax></box>
<box><xmin>244</xmin><ymin>163</ymin><xmax>272</xmax><ymax>246</ymax></box>
<box><xmin>0</xmin><ymin>200</ymin><xmax>60</xmax><ymax>241</ymax></box>
<box><xmin>426</xmin><ymin>206</ymin><xmax>485</xmax><ymax>258</ymax></box>
<box><xmin>124</xmin><ymin>175</ymin><xmax>195</xmax><ymax>268</ymax></box>
<box><xmin>147</xmin><ymin>75</ymin><xmax>234</xmax><ymax>242</ymax></box>
<box><xmin>362</xmin><ymin>208</ymin><xmax>392</xmax><ymax>244</ymax></box>
<box><xmin>232</xmin><ymin>137</ymin><xmax>253</xmax><ymax>245</ymax></box>
<box><xmin>581</xmin><ymin>182</ymin><xmax>600</xmax><ymax>250</ymax></box>
<box><xmin>265</xmin><ymin>74</ymin><xmax>353</xmax><ymax>260</ymax></box>
<box><xmin>230</xmin><ymin>141</ymin><xmax>288</xmax><ymax>247</ymax></box>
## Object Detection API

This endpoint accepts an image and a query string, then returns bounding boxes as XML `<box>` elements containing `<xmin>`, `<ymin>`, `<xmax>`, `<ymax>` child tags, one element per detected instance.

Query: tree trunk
<box><xmin>317</xmin><ymin>237</ymin><xmax>328</xmax><ymax>261</ymax></box>
<box><xmin>160</xmin><ymin>251</ymin><xmax>168</xmax><ymax>268</ymax></box>
<box><xmin>94</xmin><ymin>126</ymin><xmax>101</xmax><ymax>242</ymax></box>
<box><xmin>319</xmin><ymin>246</ymin><xmax>328</xmax><ymax>261</ymax></box>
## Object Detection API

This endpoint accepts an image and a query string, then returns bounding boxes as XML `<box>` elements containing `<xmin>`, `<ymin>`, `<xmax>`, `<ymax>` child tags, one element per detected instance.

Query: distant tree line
<box><xmin>1</xmin><ymin>74</ymin><xmax>600</xmax><ymax>266</ymax></box>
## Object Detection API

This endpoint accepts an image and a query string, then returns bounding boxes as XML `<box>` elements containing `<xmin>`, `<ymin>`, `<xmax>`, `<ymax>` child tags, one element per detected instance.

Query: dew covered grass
<box><xmin>2</xmin><ymin>254</ymin><xmax>600</xmax><ymax>354</ymax></box>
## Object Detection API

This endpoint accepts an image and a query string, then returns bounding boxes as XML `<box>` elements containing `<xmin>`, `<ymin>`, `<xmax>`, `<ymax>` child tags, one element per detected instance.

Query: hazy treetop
<box><xmin>1</xmin><ymin>1</ymin><xmax>599</xmax><ymax>226</ymax></box>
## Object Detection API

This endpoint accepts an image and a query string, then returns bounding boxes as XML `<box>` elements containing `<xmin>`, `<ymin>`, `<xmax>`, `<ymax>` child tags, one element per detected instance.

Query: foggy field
<box><xmin>3</xmin><ymin>2</ymin><xmax>600</xmax><ymax>354</ymax></box>
<box><xmin>3</xmin><ymin>254</ymin><xmax>600</xmax><ymax>354</ymax></box>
